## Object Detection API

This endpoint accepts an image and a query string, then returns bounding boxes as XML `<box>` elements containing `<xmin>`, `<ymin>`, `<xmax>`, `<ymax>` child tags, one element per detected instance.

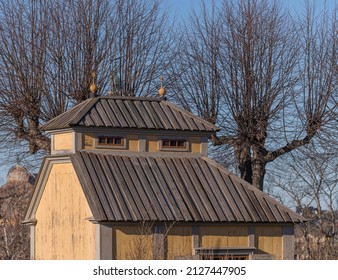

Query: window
<box><xmin>160</xmin><ymin>139</ymin><xmax>189</xmax><ymax>151</ymax></box>
<box><xmin>162</xmin><ymin>139</ymin><xmax>186</xmax><ymax>148</ymax></box>
<box><xmin>96</xmin><ymin>136</ymin><xmax>126</xmax><ymax>149</ymax></box>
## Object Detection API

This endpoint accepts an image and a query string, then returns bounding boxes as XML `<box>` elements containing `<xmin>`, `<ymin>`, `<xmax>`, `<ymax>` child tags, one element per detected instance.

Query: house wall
<box><xmin>82</xmin><ymin>133</ymin><xmax>203</xmax><ymax>154</ymax></box>
<box><xmin>255</xmin><ymin>225</ymin><xmax>283</xmax><ymax>260</ymax></box>
<box><xmin>199</xmin><ymin>225</ymin><xmax>249</xmax><ymax>247</ymax></box>
<box><xmin>110</xmin><ymin>224</ymin><xmax>287</xmax><ymax>260</ymax></box>
<box><xmin>147</xmin><ymin>136</ymin><xmax>158</xmax><ymax>152</ymax></box>
<box><xmin>167</xmin><ymin>226</ymin><xmax>192</xmax><ymax>259</ymax></box>
<box><xmin>83</xmin><ymin>133</ymin><xmax>138</xmax><ymax>151</ymax></box>
<box><xmin>112</xmin><ymin>225</ymin><xmax>153</xmax><ymax>260</ymax></box>
<box><xmin>199</xmin><ymin>225</ymin><xmax>284</xmax><ymax>260</ymax></box>
<box><xmin>53</xmin><ymin>132</ymin><xmax>73</xmax><ymax>151</ymax></box>
<box><xmin>190</xmin><ymin>137</ymin><xmax>202</xmax><ymax>153</ymax></box>
<box><xmin>34</xmin><ymin>162</ymin><xmax>95</xmax><ymax>259</ymax></box>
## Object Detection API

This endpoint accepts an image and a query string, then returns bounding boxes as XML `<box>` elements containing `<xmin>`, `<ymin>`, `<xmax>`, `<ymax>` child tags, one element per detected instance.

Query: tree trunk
<box><xmin>252</xmin><ymin>159</ymin><xmax>266</xmax><ymax>191</ymax></box>
<box><xmin>236</xmin><ymin>145</ymin><xmax>267</xmax><ymax>190</ymax></box>
<box><xmin>234</xmin><ymin>144</ymin><xmax>253</xmax><ymax>185</ymax></box>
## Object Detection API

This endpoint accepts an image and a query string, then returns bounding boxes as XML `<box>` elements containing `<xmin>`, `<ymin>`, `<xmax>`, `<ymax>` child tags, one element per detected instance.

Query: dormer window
<box><xmin>96</xmin><ymin>136</ymin><xmax>126</xmax><ymax>149</ymax></box>
<box><xmin>98</xmin><ymin>136</ymin><xmax>122</xmax><ymax>145</ymax></box>
<box><xmin>162</xmin><ymin>139</ymin><xmax>186</xmax><ymax>148</ymax></box>
<box><xmin>159</xmin><ymin>139</ymin><xmax>189</xmax><ymax>151</ymax></box>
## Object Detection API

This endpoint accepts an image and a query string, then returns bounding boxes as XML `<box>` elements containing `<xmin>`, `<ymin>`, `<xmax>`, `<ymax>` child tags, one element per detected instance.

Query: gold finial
<box><xmin>89</xmin><ymin>71</ymin><xmax>97</xmax><ymax>94</ymax></box>
<box><xmin>158</xmin><ymin>76</ymin><xmax>166</xmax><ymax>97</ymax></box>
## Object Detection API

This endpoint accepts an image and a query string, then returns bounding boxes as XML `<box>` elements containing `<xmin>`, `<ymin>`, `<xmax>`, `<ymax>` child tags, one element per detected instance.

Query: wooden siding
<box><xmin>53</xmin><ymin>132</ymin><xmax>73</xmax><ymax>150</ymax></box>
<box><xmin>113</xmin><ymin>225</ymin><xmax>153</xmax><ymax>260</ymax></box>
<box><xmin>127</xmin><ymin>135</ymin><xmax>138</xmax><ymax>151</ymax></box>
<box><xmin>110</xmin><ymin>224</ymin><xmax>288</xmax><ymax>260</ymax></box>
<box><xmin>167</xmin><ymin>226</ymin><xmax>192</xmax><ymax>259</ymax></box>
<box><xmin>147</xmin><ymin>136</ymin><xmax>158</xmax><ymax>152</ymax></box>
<box><xmin>35</xmin><ymin>163</ymin><xmax>95</xmax><ymax>259</ymax></box>
<box><xmin>190</xmin><ymin>137</ymin><xmax>202</xmax><ymax>153</ymax></box>
<box><xmin>200</xmin><ymin>225</ymin><xmax>249</xmax><ymax>248</ymax></box>
<box><xmin>255</xmin><ymin>226</ymin><xmax>283</xmax><ymax>260</ymax></box>
<box><xmin>83</xmin><ymin>133</ymin><xmax>94</xmax><ymax>149</ymax></box>
<box><xmin>81</xmin><ymin>131</ymin><xmax>203</xmax><ymax>154</ymax></box>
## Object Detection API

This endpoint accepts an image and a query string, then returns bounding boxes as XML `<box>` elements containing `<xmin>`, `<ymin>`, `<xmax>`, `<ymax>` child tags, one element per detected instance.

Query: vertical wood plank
<box><xmin>192</xmin><ymin>226</ymin><xmax>199</xmax><ymax>256</ymax></box>
<box><xmin>138</xmin><ymin>138</ymin><xmax>146</xmax><ymax>152</ymax></box>
<box><xmin>282</xmin><ymin>225</ymin><xmax>295</xmax><ymax>260</ymax></box>
<box><xmin>200</xmin><ymin>137</ymin><xmax>209</xmax><ymax>156</ymax></box>
<box><xmin>95</xmin><ymin>224</ymin><xmax>100</xmax><ymax>260</ymax></box>
<box><xmin>30</xmin><ymin>225</ymin><xmax>35</xmax><ymax>260</ymax></box>
<box><xmin>248</xmin><ymin>225</ymin><xmax>255</xmax><ymax>247</ymax></box>
<box><xmin>96</xmin><ymin>224</ymin><xmax>113</xmax><ymax>260</ymax></box>
<box><xmin>153</xmin><ymin>224</ymin><xmax>165</xmax><ymax>260</ymax></box>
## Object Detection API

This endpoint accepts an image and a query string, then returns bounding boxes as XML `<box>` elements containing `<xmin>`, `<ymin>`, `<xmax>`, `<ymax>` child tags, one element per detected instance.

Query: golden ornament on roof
<box><xmin>89</xmin><ymin>71</ymin><xmax>97</xmax><ymax>94</ymax></box>
<box><xmin>158</xmin><ymin>76</ymin><xmax>166</xmax><ymax>97</ymax></box>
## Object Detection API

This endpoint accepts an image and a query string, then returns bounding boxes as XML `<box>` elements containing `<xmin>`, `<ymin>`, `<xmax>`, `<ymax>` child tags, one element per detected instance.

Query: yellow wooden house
<box><xmin>23</xmin><ymin>91</ymin><xmax>304</xmax><ymax>260</ymax></box>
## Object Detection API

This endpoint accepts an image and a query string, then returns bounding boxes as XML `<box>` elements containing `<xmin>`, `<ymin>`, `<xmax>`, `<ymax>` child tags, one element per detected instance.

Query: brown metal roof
<box><xmin>41</xmin><ymin>96</ymin><xmax>220</xmax><ymax>132</ymax></box>
<box><xmin>70</xmin><ymin>152</ymin><xmax>305</xmax><ymax>223</ymax></box>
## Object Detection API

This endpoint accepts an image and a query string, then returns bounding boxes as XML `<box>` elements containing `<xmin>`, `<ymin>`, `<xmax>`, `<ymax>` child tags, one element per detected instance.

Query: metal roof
<box><xmin>70</xmin><ymin>152</ymin><xmax>305</xmax><ymax>223</ymax></box>
<box><xmin>41</xmin><ymin>96</ymin><xmax>220</xmax><ymax>132</ymax></box>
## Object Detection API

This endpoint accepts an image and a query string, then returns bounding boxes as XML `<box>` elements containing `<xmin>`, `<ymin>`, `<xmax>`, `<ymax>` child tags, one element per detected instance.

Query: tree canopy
<box><xmin>0</xmin><ymin>0</ymin><xmax>336</xmax><ymax>191</ymax></box>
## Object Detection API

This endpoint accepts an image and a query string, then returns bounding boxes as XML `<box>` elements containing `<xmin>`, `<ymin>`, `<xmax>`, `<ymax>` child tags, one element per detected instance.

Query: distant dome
<box><xmin>7</xmin><ymin>165</ymin><xmax>30</xmax><ymax>183</ymax></box>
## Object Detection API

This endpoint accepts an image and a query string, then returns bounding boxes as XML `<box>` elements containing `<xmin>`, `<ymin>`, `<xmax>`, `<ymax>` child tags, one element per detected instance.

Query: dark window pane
<box><xmin>98</xmin><ymin>137</ymin><xmax>106</xmax><ymax>144</ymax></box>
<box><xmin>177</xmin><ymin>140</ymin><xmax>185</xmax><ymax>147</ymax></box>
<box><xmin>163</xmin><ymin>140</ymin><xmax>170</xmax><ymax>147</ymax></box>
<box><xmin>114</xmin><ymin>138</ymin><xmax>122</xmax><ymax>145</ymax></box>
<box><xmin>162</xmin><ymin>139</ymin><xmax>186</xmax><ymax>148</ymax></box>
<box><xmin>170</xmin><ymin>140</ymin><xmax>177</xmax><ymax>147</ymax></box>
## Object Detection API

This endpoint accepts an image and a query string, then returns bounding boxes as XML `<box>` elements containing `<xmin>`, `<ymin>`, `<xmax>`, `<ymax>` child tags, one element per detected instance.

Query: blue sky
<box><xmin>169</xmin><ymin>0</ymin><xmax>337</xmax><ymax>19</ymax></box>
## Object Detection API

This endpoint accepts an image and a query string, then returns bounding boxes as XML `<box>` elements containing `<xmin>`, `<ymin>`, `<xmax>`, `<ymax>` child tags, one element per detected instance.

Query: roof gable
<box><xmin>69</xmin><ymin>152</ymin><xmax>305</xmax><ymax>223</ymax></box>
<box><xmin>41</xmin><ymin>96</ymin><xmax>220</xmax><ymax>132</ymax></box>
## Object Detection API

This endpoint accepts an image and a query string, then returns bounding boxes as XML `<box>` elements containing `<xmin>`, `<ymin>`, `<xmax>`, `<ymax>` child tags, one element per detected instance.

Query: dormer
<box><xmin>41</xmin><ymin>96</ymin><xmax>220</xmax><ymax>157</ymax></box>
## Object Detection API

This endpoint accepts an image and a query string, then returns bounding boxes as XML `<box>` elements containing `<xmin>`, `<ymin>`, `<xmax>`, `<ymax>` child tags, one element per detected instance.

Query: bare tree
<box><xmin>0</xmin><ymin>181</ymin><xmax>33</xmax><ymax>259</ymax></box>
<box><xmin>169</xmin><ymin>0</ymin><xmax>337</xmax><ymax>190</ymax></box>
<box><xmin>125</xmin><ymin>221</ymin><xmax>176</xmax><ymax>260</ymax></box>
<box><xmin>109</xmin><ymin>0</ymin><xmax>174</xmax><ymax>97</ymax></box>
<box><xmin>0</xmin><ymin>0</ymin><xmax>52</xmax><ymax>154</ymax></box>
<box><xmin>0</xmin><ymin>0</ymin><xmax>111</xmax><ymax>154</ymax></box>
<box><xmin>268</xmin><ymin>141</ymin><xmax>338</xmax><ymax>259</ymax></box>
<box><xmin>0</xmin><ymin>0</ymin><xmax>174</xmax><ymax>162</ymax></box>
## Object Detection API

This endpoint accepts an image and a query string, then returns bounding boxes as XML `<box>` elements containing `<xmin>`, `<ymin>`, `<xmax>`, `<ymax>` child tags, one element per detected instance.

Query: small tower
<box><xmin>7</xmin><ymin>165</ymin><xmax>30</xmax><ymax>184</ymax></box>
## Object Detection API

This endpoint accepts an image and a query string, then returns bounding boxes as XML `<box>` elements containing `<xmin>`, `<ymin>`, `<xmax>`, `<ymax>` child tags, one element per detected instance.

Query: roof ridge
<box><xmin>97</xmin><ymin>95</ymin><xmax>164</xmax><ymax>102</ymax></box>
<box><xmin>40</xmin><ymin>98</ymin><xmax>94</xmax><ymax>130</ymax></box>
<box><xmin>69</xmin><ymin>98</ymin><xmax>99</xmax><ymax>125</ymax></box>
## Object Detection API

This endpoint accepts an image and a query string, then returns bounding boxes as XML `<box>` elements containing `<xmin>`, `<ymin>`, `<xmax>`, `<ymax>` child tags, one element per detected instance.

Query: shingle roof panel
<box><xmin>70</xmin><ymin>152</ymin><xmax>305</xmax><ymax>223</ymax></box>
<box><xmin>41</xmin><ymin>96</ymin><xmax>220</xmax><ymax>132</ymax></box>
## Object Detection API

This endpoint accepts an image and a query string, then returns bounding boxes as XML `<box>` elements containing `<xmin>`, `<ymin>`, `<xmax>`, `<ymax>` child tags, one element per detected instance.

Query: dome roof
<box><xmin>7</xmin><ymin>165</ymin><xmax>30</xmax><ymax>183</ymax></box>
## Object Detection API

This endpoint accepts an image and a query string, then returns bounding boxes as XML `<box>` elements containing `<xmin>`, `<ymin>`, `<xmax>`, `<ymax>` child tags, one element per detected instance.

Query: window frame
<box><xmin>95</xmin><ymin>136</ymin><xmax>127</xmax><ymax>149</ymax></box>
<box><xmin>159</xmin><ymin>138</ymin><xmax>189</xmax><ymax>152</ymax></box>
